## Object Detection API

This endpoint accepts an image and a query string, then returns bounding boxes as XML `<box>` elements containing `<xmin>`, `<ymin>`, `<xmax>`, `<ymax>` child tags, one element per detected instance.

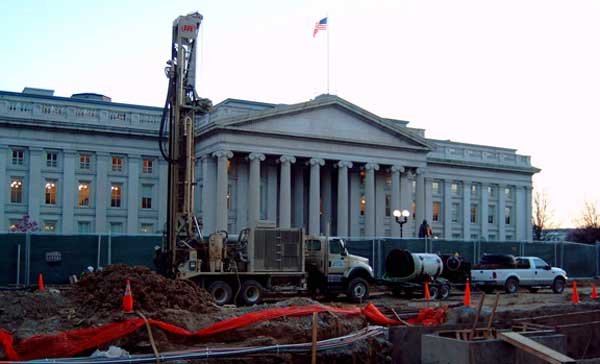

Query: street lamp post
<box><xmin>393</xmin><ymin>209</ymin><xmax>411</xmax><ymax>238</ymax></box>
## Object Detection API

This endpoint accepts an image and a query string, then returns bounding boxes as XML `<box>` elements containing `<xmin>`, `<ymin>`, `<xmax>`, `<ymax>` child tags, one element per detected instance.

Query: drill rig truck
<box><xmin>154</xmin><ymin>13</ymin><xmax>374</xmax><ymax>305</ymax></box>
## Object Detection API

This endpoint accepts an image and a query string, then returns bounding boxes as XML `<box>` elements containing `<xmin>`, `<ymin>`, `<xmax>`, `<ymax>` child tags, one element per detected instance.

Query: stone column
<box><xmin>279</xmin><ymin>155</ymin><xmax>296</xmax><ymax>228</ymax></box>
<box><xmin>308</xmin><ymin>158</ymin><xmax>324</xmax><ymax>236</ymax></box>
<box><xmin>127</xmin><ymin>154</ymin><xmax>140</xmax><ymax>234</ymax></box>
<box><xmin>462</xmin><ymin>180</ymin><xmax>471</xmax><ymax>240</ymax></box>
<box><xmin>515</xmin><ymin>186</ymin><xmax>525</xmax><ymax>241</ymax></box>
<box><xmin>28</xmin><ymin>147</ymin><xmax>43</xmax><ymax>225</ymax></box>
<box><xmin>525</xmin><ymin>186</ymin><xmax>533</xmax><ymax>241</ymax></box>
<box><xmin>390</xmin><ymin>166</ymin><xmax>403</xmax><ymax>237</ymax></box>
<box><xmin>0</xmin><ymin>146</ymin><xmax>7</xmax><ymax>231</ymax></box>
<box><xmin>364</xmin><ymin>163</ymin><xmax>379</xmax><ymax>237</ymax></box>
<box><xmin>213</xmin><ymin>150</ymin><xmax>233</xmax><ymax>232</ymax></box>
<box><xmin>95</xmin><ymin>152</ymin><xmax>109</xmax><ymax>232</ymax></box>
<box><xmin>158</xmin><ymin>160</ymin><xmax>168</xmax><ymax>233</ymax></box>
<box><xmin>415</xmin><ymin>168</ymin><xmax>426</xmax><ymax>236</ymax></box>
<box><xmin>480</xmin><ymin>182</ymin><xmax>489</xmax><ymax>240</ymax></box>
<box><xmin>443</xmin><ymin>180</ymin><xmax>452</xmax><ymax>239</ymax></box>
<box><xmin>201</xmin><ymin>154</ymin><xmax>217</xmax><ymax>233</ymax></box>
<box><xmin>62</xmin><ymin>150</ymin><xmax>76</xmax><ymax>234</ymax></box>
<box><xmin>336</xmin><ymin>161</ymin><xmax>353</xmax><ymax>236</ymax></box>
<box><xmin>247</xmin><ymin>153</ymin><xmax>265</xmax><ymax>228</ymax></box>
<box><xmin>498</xmin><ymin>183</ymin><xmax>506</xmax><ymax>241</ymax></box>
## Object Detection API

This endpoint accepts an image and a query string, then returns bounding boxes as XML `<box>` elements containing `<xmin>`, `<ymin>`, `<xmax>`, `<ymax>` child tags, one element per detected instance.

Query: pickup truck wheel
<box><xmin>552</xmin><ymin>278</ymin><xmax>566</xmax><ymax>294</ymax></box>
<box><xmin>438</xmin><ymin>284</ymin><xmax>451</xmax><ymax>300</ymax></box>
<box><xmin>240</xmin><ymin>280</ymin><xmax>264</xmax><ymax>305</ymax></box>
<box><xmin>427</xmin><ymin>285</ymin><xmax>440</xmax><ymax>300</ymax></box>
<box><xmin>208</xmin><ymin>281</ymin><xmax>233</xmax><ymax>305</ymax></box>
<box><xmin>346</xmin><ymin>278</ymin><xmax>369</xmax><ymax>303</ymax></box>
<box><xmin>505</xmin><ymin>278</ymin><xmax>519</xmax><ymax>294</ymax></box>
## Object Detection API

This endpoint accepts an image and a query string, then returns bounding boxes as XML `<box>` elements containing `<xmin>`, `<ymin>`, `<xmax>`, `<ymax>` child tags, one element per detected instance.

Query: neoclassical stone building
<box><xmin>0</xmin><ymin>88</ymin><xmax>538</xmax><ymax>240</ymax></box>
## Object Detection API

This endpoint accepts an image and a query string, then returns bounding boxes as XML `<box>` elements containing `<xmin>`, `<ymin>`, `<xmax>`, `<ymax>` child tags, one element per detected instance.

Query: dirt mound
<box><xmin>68</xmin><ymin>264</ymin><xmax>218</xmax><ymax>316</ymax></box>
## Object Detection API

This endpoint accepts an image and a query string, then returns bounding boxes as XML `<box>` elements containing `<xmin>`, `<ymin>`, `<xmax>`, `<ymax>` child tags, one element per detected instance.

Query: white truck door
<box><xmin>515</xmin><ymin>258</ymin><xmax>534</xmax><ymax>285</ymax></box>
<box><xmin>532</xmin><ymin>257</ymin><xmax>552</xmax><ymax>284</ymax></box>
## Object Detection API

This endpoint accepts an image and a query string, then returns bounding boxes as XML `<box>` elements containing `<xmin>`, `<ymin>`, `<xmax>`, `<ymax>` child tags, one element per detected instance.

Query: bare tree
<box><xmin>567</xmin><ymin>201</ymin><xmax>600</xmax><ymax>244</ymax></box>
<box><xmin>532</xmin><ymin>189</ymin><xmax>555</xmax><ymax>240</ymax></box>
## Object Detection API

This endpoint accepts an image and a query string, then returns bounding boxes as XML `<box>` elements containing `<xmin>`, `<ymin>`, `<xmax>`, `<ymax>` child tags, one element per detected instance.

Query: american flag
<box><xmin>313</xmin><ymin>17</ymin><xmax>328</xmax><ymax>37</ymax></box>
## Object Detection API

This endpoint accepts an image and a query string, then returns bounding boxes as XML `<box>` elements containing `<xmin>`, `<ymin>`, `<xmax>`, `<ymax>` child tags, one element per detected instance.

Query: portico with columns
<box><xmin>194</xmin><ymin>95</ymin><xmax>539</xmax><ymax>240</ymax></box>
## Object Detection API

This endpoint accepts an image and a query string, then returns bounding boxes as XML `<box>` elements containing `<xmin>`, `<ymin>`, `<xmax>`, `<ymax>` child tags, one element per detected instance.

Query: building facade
<box><xmin>0</xmin><ymin>88</ymin><xmax>539</xmax><ymax>239</ymax></box>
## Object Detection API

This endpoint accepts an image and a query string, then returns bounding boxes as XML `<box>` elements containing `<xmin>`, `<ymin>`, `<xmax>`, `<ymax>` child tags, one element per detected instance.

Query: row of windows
<box><xmin>10</xmin><ymin>148</ymin><xmax>156</xmax><ymax>174</ymax></box>
<box><xmin>431</xmin><ymin>202</ymin><xmax>513</xmax><ymax>225</ymax></box>
<box><xmin>9</xmin><ymin>178</ymin><xmax>155</xmax><ymax>209</ymax></box>
<box><xmin>431</xmin><ymin>181</ymin><xmax>514</xmax><ymax>199</ymax></box>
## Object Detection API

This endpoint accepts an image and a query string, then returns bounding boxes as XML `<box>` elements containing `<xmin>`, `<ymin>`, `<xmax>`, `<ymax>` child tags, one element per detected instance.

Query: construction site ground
<box><xmin>1</xmin><ymin>266</ymin><xmax>599</xmax><ymax>363</ymax></box>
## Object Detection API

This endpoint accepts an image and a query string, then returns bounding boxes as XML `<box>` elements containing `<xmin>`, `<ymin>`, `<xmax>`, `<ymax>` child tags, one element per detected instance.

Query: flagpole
<box><xmin>326</xmin><ymin>15</ymin><xmax>330</xmax><ymax>95</ymax></box>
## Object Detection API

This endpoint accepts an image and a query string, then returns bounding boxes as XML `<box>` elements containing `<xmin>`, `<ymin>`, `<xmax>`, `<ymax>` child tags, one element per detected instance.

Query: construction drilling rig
<box><xmin>156</xmin><ymin>12</ymin><xmax>210</xmax><ymax>278</ymax></box>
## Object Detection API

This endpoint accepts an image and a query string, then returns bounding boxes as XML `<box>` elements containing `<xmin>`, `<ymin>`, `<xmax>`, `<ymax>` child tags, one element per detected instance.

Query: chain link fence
<box><xmin>0</xmin><ymin>233</ymin><xmax>598</xmax><ymax>286</ymax></box>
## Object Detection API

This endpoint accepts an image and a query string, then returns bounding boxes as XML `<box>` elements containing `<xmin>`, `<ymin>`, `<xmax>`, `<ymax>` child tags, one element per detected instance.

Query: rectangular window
<box><xmin>43</xmin><ymin>221</ymin><xmax>57</xmax><ymax>233</ymax></box>
<box><xmin>78</xmin><ymin>221</ymin><xmax>91</xmax><ymax>233</ymax></box>
<box><xmin>78</xmin><ymin>182</ymin><xmax>90</xmax><ymax>207</ymax></box>
<box><xmin>451</xmin><ymin>183</ymin><xmax>459</xmax><ymax>195</ymax></box>
<box><xmin>10</xmin><ymin>178</ymin><xmax>23</xmax><ymax>203</ymax></box>
<box><xmin>385</xmin><ymin>194</ymin><xmax>391</xmax><ymax>217</ymax></box>
<box><xmin>360</xmin><ymin>195</ymin><xmax>366</xmax><ymax>216</ymax></box>
<box><xmin>411</xmin><ymin>180</ymin><xmax>416</xmax><ymax>194</ymax></box>
<box><xmin>489</xmin><ymin>234</ymin><xmax>497</xmax><ymax>241</ymax></box>
<box><xmin>488</xmin><ymin>185</ymin><xmax>497</xmax><ymax>198</ymax></box>
<box><xmin>451</xmin><ymin>202</ymin><xmax>460</xmax><ymax>223</ymax></box>
<box><xmin>470</xmin><ymin>234</ymin><xmax>479</xmax><ymax>240</ymax></box>
<box><xmin>110</xmin><ymin>222</ymin><xmax>123</xmax><ymax>234</ymax></box>
<box><xmin>432</xmin><ymin>181</ymin><xmax>440</xmax><ymax>195</ymax></box>
<box><xmin>111</xmin><ymin>157</ymin><xmax>123</xmax><ymax>172</ymax></box>
<box><xmin>46</xmin><ymin>151</ymin><xmax>58</xmax><ymax>168</ymax></box>
<box><xmin>488</xmin><ymin>204</ymin><xmax>495</xmax><ymax>224</ymax></box>
<box><xmin>470</xmin><ymin>204</ymin><xmax>478</xmax><ymax>224</ymax></box>
<box><xmin>452</xmin><ymin>233</ymin><xmax>461</xmax><ymax>239</ymax></box>
<box><xmin>506</xmin><ymin>235</ymin><xmax>514</xmax><ymax>240</ymax></box>
<box><xmin>45</xmin><ymin>180</ymin><xmax>57</xmax><ymax>205</ymax></box>
<box><xmin>411</xmin><ymin>200</ymin><xmax>416</xmax><ymax>220</ymax></box>
<box><xmin>505</xmin><ymin>206</ymin><xmax>512</xmax><ymax>225</ymax></box>
<box><xmin>505</xmin><ymin>187</ymin><xmax>512</xmax><ymax>200</ymax></box>
<box><xmin>111</xmin><ymin>184</ymin><xmax>122</xmax><ymax>207</ymax></box>
<box><xmin>142</xmin><ymin>184</ymin><xmax>152</xmax><ymax>209</ymax></box>
<box><xmin>471</xmin><ymin>183</ymin><xmax>478</xmax><ymax>196</ymax></box>
<box><xmin>432</xmin><ymin>201</ymin><xmax>441</xmax><ymax>222</ymax></box>
<box><xmin>143</xmin><ymin>159</ymin><xmax>153</xmax><ymax>174</ymax></box>
<box><xmin>12</xmin><ymin>149</ymin><xmax>24</xmax><ymax>165</ymax></box>
<box><xmin>140</xmin><ymin>223</ymin><xmax>154</xmax><ymax>234</ymax></box>
<box><xmin>80</xmin><ymin>154</ymin><xmax>91</xmax><ymax>170</ymax></box>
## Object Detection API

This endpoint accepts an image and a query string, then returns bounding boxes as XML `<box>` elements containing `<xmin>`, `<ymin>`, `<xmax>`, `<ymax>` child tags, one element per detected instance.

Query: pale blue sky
<box><xmin>2</xmin><ymin>0</ymin><xmax>599</xmax><ymax>227</ymax></box>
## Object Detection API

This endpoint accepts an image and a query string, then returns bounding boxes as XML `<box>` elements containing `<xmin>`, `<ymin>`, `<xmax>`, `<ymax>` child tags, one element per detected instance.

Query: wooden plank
<box><xmin>498</xmin><ymin>332</ymin><xmax>576</xmax><ymax>364</ymax></box>
<box><xmin>311</xmin><ymin>312</ymin><xmax>318</xmax><ymax>364</ymax></box>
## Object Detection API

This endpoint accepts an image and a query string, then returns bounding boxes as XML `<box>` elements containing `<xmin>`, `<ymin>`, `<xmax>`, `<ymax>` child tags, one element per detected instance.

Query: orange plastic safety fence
<box><xmin>0</xmin><ymin>303</ymin><xmax>446</xmax><ymax>361</ymax></box>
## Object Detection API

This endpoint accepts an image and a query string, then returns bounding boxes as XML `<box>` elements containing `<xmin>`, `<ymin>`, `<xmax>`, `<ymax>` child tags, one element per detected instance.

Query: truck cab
<box><xmin>305</xmin><ymin>236</ymin><xmax>374</xmax><ymax>302</ymax></box>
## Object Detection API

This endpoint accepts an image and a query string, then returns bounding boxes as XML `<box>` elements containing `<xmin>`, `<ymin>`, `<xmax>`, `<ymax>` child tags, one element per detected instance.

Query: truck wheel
<box><xmin>428</xmin><ymin>285</ymin><xmax>440</xmax><ymax>300</ymax></box>
<box><xmin>438</xmin><ymin>284</ymin><xmax>451</xmax><ymax>300</ymax></box>
<box><xmin>208</xmin><ymin>281</ymin><xmax>233</xmax><ymax>305</ymax></box>
<box><xmin>346</xmin><ymin>278</ymin><xmax>369</xmax><ymax>302</ymax></box>
<box><xmin>505</xmin><ymin>278</ymin><xmax>519</xmax><ymax>294</ymax></box>
<box><xmin>552</xmin><ymin>278</ymin><xmax>566</xmax><ymax>294</ymax></box>
<box><xmin>240</xmin><ymin>280</ymin><xmax>264</xmax><ymax>305</ymax></box>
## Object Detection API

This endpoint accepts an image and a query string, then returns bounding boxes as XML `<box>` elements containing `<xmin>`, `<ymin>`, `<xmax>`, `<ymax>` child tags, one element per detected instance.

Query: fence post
<box><xmin>25</xmin><ymin>233</ymin><xmax>31</xmax><ymax>286</ymax></box>
<box><xmin>377</xmin><ymin>239</ymin><xmax>383</xmax><ymax>279</ymax></box>
<box><xmin>108</xmin><ymin>234</ymin><xmax>112</xmax><ymax>265</ymax></box>
<box><xmin>96</xmin><ymin>234</ymin><xmax>102</xmax><ymax>269</ymax></box>
<box><xmin>16</xmin><ymin>244</ymin><xmax>21</xmax><ymax>286</ymax></box>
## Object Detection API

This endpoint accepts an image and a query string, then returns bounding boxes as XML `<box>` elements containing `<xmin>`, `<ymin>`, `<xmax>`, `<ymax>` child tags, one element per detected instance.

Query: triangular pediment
<box><xmin>215</xmin><ymin>96</ymin><xmax>431</xmax><ymax>151</ymax></box>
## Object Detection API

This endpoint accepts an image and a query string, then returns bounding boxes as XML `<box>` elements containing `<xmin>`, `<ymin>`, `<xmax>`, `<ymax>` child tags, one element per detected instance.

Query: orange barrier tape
<box><xmin>0</xmin><ymin>303</ymin><xmax>446</xmax><ymax>361</ymax></box>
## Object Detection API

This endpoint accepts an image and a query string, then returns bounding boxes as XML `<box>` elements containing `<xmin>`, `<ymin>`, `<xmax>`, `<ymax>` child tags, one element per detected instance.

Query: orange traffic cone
<box><xmin>424</xmin><ymin>281</ymin><xmax>431</xmax><ymax>301</ymax></box>
<box><xmin>592</xmin><ymin>284</ymin><xmax>598</xmax><ymax>300</ymax></box>
<box><xmin>37</xmin><ymin>273</ymin><xmax>45</xmax><ymax>291</ymax></box>
<box><xmin>122</xmin><ymin>280</ymin><xmax>134</xmax><ymax>313</ymax></box>
<box><xmin>463</xmin><ymin>279</ymin><xmax>472</xmax><ymax>307</ymax></box>
<box><xmin>571</xmin><ymin>281</ymin><xmax>580</xmax><ymax>304</ymax></box>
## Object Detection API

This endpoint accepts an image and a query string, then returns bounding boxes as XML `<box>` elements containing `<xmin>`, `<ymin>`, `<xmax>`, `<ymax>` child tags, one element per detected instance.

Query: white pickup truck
<box><xmin>471</xmin><ymin>256</ymin><xmax>568</xmax><ymax>294</ymax></box>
